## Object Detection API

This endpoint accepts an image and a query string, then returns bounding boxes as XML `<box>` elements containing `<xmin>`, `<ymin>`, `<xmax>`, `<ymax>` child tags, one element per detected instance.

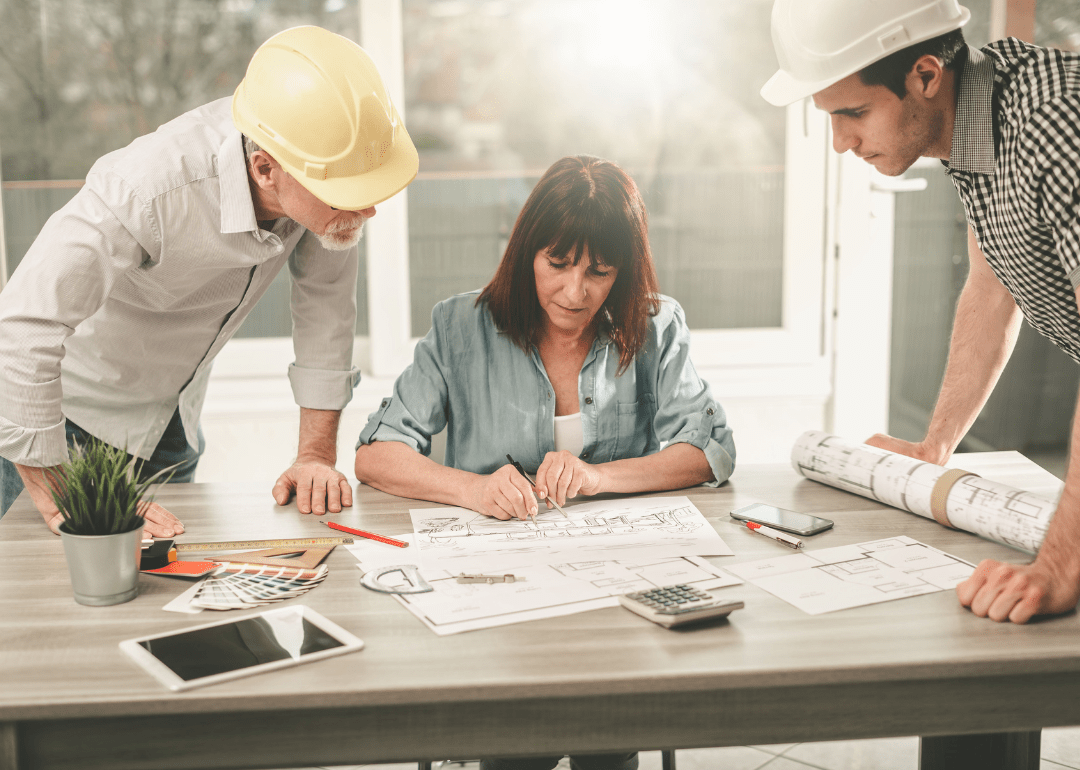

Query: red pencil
<box><xmin>321</xmin><ymin>520</ymin><xmax>409</xmax><ymax>548</ymax></box>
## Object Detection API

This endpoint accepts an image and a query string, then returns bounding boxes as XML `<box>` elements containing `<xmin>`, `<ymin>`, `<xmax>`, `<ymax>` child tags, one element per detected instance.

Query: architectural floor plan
<box><xmin>349</xmin><ymin>544</ymin><xmax>741</xmax><ymax>635</ymax></box>
<box><xmin>791</xmin><ymin>431</ymin><xmax>1057</xmax><ymax>553</ymax></box>
<box><xmin>409</xmin><ymin>495</ymin><xmax>733</xmax><ymax>571</ymax></box>
<box><xmin>725</xmin><ymin>536</ymin><xmax>974</xmax><ymax>615</ymax></box>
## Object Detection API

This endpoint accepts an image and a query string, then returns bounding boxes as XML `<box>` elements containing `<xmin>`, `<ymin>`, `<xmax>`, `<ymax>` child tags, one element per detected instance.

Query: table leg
<box><xmin>1</xmin><ymin>722</ymin><xmax>18</xmax><ymax>770</ymax></box>
<box><xmin>919</xmin><ymin>731</ymin><xmax>1041</xmax><ymax>770</ymax></box>
<box><xmin>661</xmin><ymin>749</ymin><xmax>676</xmax><ymax>770</ymax></box>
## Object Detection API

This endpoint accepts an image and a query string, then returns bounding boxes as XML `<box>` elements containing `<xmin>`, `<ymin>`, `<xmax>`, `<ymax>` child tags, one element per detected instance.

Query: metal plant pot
<box><xmin>59</xmin><ymin>520</ymin><xmax>145</xmax><ymax>606</ymax></box>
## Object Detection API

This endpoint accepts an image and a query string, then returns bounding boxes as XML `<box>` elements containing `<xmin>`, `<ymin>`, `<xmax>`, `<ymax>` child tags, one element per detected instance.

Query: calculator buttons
<box><xmin>619</xmin><ymin>584</ymin><xmax>744</xmax><ymax>628</ymax></box>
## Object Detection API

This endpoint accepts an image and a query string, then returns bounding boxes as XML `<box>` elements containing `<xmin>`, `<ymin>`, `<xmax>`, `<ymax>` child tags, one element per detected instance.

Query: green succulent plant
<box><xmin>46</xmin><ymin>438</ymin><xmax>173</xmax><ymax>536</ymax></box>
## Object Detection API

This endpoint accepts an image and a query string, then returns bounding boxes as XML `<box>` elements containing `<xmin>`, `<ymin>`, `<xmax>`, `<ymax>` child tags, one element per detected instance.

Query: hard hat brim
<box><xmin>760</xmin><ymin>68</ymin><xmax>840</xmax><ymax>107</ymax></box>
<box><xmin>761</xmin><ymin>65</ymin><xmax>876</xmax><ymax>106</ymax></box>
<box><xmin>283</xmin><ymin>127</ymin><xmax>421</xmax><ymax>211</ymax></box>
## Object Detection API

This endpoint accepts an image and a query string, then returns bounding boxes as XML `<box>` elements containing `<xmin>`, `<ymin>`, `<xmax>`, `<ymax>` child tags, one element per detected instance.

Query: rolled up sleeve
<box><xmin>651</xmin><ymin>301</ymin><xmax>736</xmax><ymax>487</ymax></box>
<box><xmin>287</xmin><ymin>231</ymin><xmax>361</xmax><ymax>410</ymax></box>
<box><xmin>356</xmin><ymin>305</ymin><xmax>451</xmax><ymax>456</ymax></box>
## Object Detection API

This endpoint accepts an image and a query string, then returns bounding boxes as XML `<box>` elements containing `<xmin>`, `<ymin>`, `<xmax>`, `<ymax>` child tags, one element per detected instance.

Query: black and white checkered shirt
<box><xmin>945</xmin><ymin>39</ymin><xmax>1080</xmax><ymax>364</ymax></box>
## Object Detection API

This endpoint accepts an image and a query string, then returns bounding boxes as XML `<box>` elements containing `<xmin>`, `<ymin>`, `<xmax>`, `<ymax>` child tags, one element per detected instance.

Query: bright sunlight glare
<box><xmin>569</xmin><ymin>0</ymin><xmax>668</xmax><ymax>75</ymax></box>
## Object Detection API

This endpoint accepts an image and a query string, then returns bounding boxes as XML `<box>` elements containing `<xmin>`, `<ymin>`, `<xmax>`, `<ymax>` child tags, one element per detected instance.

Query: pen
<box><xmin>506</xmin><ymin>454</ymin><xmax>570</xmax><ymax>519</ymax></box>
<box><xmin>739</xmin><ymin>519</ymin><xmax>803</xmax><ymax>550</ymax></box>
<box><xmin>321</xmin><ymin>520</ymin><xmax>409</xmax><ymax>548</ymax></box>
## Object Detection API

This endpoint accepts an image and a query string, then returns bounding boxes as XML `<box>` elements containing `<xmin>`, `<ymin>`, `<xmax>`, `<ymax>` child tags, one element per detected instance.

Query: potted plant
<box><xmin>49</xmin><ymin>438</ymin><xmax>170</xmax><ymax>606</ymax></box>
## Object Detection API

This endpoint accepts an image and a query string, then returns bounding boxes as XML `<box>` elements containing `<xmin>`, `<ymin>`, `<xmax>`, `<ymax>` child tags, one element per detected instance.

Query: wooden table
<box><xmin>1</xmin><ymin>453</ymin><xmax>1076</xmax><ymax>770</ymax></box>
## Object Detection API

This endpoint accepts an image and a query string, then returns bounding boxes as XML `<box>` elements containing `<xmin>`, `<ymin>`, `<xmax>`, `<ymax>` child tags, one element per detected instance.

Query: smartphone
<box><xmin>730</xmin><ymin>503</ymin><xmax>834</xmax><ymax>536</ymax></box>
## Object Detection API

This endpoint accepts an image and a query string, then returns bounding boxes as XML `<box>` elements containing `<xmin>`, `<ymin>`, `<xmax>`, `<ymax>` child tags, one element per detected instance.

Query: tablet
<box><xmin>120</xmin><ymin>605</ymin><xmax>363</xmax><ymax>691</ymax></box>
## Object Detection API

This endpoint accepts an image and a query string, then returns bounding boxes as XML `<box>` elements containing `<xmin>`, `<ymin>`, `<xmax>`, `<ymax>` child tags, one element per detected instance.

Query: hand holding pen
<box><xmin>470</xmin><ymin>460</ymin><xmax>542</xmax><ymax>522</ymax></box>
<box><xmin>507</xmin><ymin>454</ymin><xmax>570</xmax><ymax>519</ymax></box>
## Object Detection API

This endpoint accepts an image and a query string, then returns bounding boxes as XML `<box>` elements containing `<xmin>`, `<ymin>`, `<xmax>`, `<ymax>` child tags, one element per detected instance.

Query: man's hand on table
<box><xmin>957</xmin><ymin>555</ymin><xmax>1080</xmax><ymax>624</ymax></box>
<box><xmin>864</xmin><ymin>433</ymin><xmax>951</xmax><ymax>466</ymax></box>
<box><xmin>16</xmin><ymin>462</ymin><xmax>185</xmax><ymax>537</ymax></box>
<box><xmin>272</xmin><ymin>458</ymin><xmax>353</xmax><ymax>515</ymax></box>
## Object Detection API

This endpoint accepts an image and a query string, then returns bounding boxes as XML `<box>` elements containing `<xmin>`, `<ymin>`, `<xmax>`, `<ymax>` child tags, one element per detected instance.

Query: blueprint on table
<box><xmin>408</xmin><ymin>495</ymin><xmax>732</xmax><ymax>571</ymax></box>
<box><xmin>348</xmin><ymin>543</ymin><xmax>741</xmax><ymax>635</ymax></box>
<box><xmin>792</xmin><ymin>431</ymin><xmax>1058</xmax><ymax>553</ymax></box>
<box><xmin>726</xmin><ymin>536</ymin><xmax>974</xmax><ymax>615</ymax></box>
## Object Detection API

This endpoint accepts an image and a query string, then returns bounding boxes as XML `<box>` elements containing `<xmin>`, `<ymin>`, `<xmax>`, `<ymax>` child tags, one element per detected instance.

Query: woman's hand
<box><xmin>469</xmin><ymin>464</ymin><xmax>539</xmax><ymax>520</ymax></box>
<box><xmin>535</xmin><ymin>451</ymin><xmax>602</xmax><ymax>507</ymax></box>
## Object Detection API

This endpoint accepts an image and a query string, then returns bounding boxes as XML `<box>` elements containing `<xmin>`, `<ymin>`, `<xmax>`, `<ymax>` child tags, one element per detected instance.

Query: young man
<box><xmin>763</xmin><ymin>0</ymin><xmax>1080</xmax><ymax>623</ymax></box>
<box><xmin>0</xmin><ymin>26</ymin><xmax>418</xmax><ymax>536</ymax></box>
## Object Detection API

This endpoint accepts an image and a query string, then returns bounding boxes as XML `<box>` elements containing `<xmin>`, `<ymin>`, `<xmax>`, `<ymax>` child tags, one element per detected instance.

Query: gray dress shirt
<box><xmin>0</xmin><ymin>97</ymin><xmax>361</xmax><ymax>466</ymax></box>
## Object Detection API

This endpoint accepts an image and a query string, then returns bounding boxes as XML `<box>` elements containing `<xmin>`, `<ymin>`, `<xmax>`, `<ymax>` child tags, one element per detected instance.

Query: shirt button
<box><xmin>581</xmin><ymin>452</ymin><xmax>589</xmax><ymax>459</ymax></box>
<box><xmin>706</xmin><ymin>408</ymin><xmax>714</xmax><ymax>416</ymax></box>
<box><xmin>381</xmin><ymin>400</ymin><xmax>389</xmax><ymax>408</ymax></box>
<box><xmin>585</xmin><ymin>397</ymin><xmax>593</xmax><ymax>405</ymax></box>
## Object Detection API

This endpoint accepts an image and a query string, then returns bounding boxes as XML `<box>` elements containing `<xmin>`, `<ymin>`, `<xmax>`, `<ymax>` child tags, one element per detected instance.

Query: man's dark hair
<box><xmin>859</xmin><ymin>29</ymin><xmax>967</xmax><ymax>99</ymax></box>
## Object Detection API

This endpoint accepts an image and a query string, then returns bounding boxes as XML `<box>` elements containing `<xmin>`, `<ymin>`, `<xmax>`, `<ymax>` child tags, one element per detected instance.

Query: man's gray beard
<box><xmin>316</xmin><ymin>221</ymin><xmax>365</xmax><ymax>251</ymax></box>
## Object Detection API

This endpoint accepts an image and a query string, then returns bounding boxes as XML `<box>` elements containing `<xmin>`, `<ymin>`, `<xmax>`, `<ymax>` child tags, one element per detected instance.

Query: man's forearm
<box><xmin>923</xmin><ymin>230</ymin><xmax>1022</xmax><ymax>459</ymax></box>
<box><xmin>296</xmin><ymin>407</ymin><xmax>342</xmax><ymax>464</ymax></box>
<box><xmin>1035</xmin><ymin>391</ymin><xmax>1080</xmax><ymax>586</ymax></box>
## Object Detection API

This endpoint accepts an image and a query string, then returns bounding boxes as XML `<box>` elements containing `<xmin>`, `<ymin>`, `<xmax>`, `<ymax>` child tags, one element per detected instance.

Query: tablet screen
<box><xmin>138</xmin><ymin>613</ymin><xmax>346</xmax><ymax>682</ymax></box>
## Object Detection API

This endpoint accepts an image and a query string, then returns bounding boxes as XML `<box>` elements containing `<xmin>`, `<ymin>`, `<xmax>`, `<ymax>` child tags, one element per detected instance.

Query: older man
<box><xmin>764</xmin><ymin>0</ymin><xmax>1080</xmax><ymax>623</ymax></box>
<box><xmin>0</xmin><ymin>25</ymin><xmax>418</xmax><ymax>536</ymax></box>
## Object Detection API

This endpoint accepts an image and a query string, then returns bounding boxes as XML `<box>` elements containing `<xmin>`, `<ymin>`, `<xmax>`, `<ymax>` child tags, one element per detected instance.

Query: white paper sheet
<box><xmin>348</xmin><ymin>534</ymin><xmax>742</xmax><ymax>635</ymax></box>
<box><xmin>408</xmin><ymin>495</ymin><xmax>732</xmax><ymax>572</ymax></box>
<box><xmin>791</xmin><ymin>430</ymin><xmax>1057</xmax><ymax>553</ymax></box>
<box><xmin>725</xmin><ymin>536</ymin><xmax>974</xmax><ymax>615</ymax></box>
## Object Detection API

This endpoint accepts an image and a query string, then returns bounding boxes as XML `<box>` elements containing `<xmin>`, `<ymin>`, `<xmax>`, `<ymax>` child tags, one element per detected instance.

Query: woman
<box><xmin>355</xmin><ymin>155</ymin><xmax>734</xmax><ymax>523</ymax></box>
<box><xmin>354</xmin><ymin>155</ymin><xmax>733</xmax><ymax>770</ymax></box>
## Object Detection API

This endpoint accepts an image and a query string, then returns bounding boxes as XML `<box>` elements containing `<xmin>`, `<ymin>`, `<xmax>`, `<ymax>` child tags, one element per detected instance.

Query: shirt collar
<box><xmin>947</xmin><ymin>46</ymin><xmax>996</xmax><ymax>174</ymax></box>
<box><xmin>217</xmin><ymin>129</ymin><xmax>262</xmax><ymax>235</ymax></box>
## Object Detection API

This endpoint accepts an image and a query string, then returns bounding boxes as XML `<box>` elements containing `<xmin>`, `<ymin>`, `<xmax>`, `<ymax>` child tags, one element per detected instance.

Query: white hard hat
<box><xmin>761</xmin><ymin>0</ymin><xmax>970</xmax><ymax>106</ymax></box>
<box><xmin>233</xmin><ymin>26</ymin><xmax>419</xmax><ymax>211</ymax></box>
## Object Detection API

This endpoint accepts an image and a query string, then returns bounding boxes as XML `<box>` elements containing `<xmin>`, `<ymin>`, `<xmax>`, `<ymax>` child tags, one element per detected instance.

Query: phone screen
<box><xmin>730</xmin><ymin>503</ymin><xmax>834</xmax><ymax>536</ymax></box>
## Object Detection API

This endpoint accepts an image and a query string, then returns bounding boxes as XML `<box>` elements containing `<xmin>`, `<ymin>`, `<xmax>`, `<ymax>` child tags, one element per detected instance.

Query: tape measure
<box><xmin>174</xmin><ymin>536</ymin><xmax>354</xmax><ymax>552</ymax></box>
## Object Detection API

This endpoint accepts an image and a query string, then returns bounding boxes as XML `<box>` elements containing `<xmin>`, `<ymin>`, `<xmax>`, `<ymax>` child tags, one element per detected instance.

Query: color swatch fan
<box><xmin>190</xmin><ymin>563</ymin><xmax>329</xmax><ymax>611</ymax></box>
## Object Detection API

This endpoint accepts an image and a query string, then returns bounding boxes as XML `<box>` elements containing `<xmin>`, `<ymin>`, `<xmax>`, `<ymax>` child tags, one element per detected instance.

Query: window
<box><xmin>0</xmin><ymin>0</ymin><xmax>369</xmax><ymax>336</ymax></box>
<box><xmin>396</xmin><ymin>0</ymin><xmax>827</xmax><ymax>370</ymax></box>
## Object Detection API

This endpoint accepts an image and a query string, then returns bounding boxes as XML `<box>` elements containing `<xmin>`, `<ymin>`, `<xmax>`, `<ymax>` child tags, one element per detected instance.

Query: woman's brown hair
<box><xmin>478</xmin><ymin>155</ymin><xmax>660</xmax><ymax>374</ymax></box>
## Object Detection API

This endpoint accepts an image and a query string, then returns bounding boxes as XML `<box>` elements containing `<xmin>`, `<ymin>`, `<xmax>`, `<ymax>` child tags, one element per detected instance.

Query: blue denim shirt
<box><xmin>357</xmin><ymin>291</ymin><xmax>735</xmax><ymax>485</ymax></box>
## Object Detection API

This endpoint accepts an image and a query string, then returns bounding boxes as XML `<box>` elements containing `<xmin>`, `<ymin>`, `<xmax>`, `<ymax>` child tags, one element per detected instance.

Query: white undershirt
<box><xmin>553</xmin><ymin>412</ymin><xmax>584</xmax><ymax>457</ymax></box>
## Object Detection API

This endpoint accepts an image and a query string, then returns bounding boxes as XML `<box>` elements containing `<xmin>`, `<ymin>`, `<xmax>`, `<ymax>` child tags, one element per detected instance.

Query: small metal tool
<box><xmin>360</xmin><ymin>564</ymin><xmax>434</xmax><ymax>594</ymax></box>
<box><xmin>455</xmin><ymin>573</ymin><xmax>524</xmax><ymax>584</ymax></box>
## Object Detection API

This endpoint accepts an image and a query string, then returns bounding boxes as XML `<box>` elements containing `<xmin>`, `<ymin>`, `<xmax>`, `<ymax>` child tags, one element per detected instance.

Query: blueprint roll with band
<box><xmin>791</xmin><ymin>431</ymin><xmax>1058</xmax><ymax>554</ymax></box>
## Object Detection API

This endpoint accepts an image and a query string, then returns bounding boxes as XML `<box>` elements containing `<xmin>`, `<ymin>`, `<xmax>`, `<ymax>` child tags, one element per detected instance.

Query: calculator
<box><xmin>618</xmin><ymin>584</ymin><xmax>744</xmax><ymax>628</ymax></box>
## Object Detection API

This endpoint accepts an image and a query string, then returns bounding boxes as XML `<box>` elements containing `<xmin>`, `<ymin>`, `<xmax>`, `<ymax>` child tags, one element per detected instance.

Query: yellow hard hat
<box><xmin>761</xmin><ymin>0</ymin><xmax>970</xmax><ymax>106</ymax></box>
<box><xmin>232</xmin><ymin>26</ymin><xmax>419</xmax><ymax>211</ymax></box>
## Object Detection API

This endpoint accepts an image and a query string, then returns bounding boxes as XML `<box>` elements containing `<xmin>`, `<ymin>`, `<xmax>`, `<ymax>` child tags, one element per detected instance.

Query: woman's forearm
<box><xmin>593</xmin><ymin>442</ymin><xmax>714</xmax><ymax>495</ymax></box>
<box><xmin>355</xmin><ymin>440</ymin><xmax>480</xmax><ymax>508</ymax></box>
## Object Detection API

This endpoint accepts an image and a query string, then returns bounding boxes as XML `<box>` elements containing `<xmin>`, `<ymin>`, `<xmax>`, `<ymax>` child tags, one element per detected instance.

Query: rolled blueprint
<box><xmin>791</xmin><ymin>431</ymin><xmax>1057</xmax><ymax>554</ymax></box>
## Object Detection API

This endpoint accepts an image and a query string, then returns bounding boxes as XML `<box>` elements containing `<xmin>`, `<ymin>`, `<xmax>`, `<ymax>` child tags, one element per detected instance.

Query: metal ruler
<box><xmin>174</xmin><ymin>536</ymin><xmax>354</xmax><ymax>552</ymax></box>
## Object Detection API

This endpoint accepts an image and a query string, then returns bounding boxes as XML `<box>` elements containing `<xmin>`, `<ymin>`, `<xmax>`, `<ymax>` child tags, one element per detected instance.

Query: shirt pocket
<box><xmin>611</xmin><ymin>393</ymin><xmax>656</xmax><ymax>461</ymax></box>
